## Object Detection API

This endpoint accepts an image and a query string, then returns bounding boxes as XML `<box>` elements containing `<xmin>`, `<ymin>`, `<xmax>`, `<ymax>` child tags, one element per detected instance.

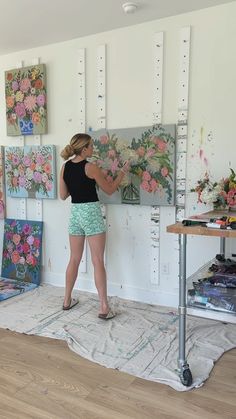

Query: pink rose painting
<box><xmin>1</xmin><ymin>218</ymin><xmax>43</xmax><ymax>285</ymax></box>
<box><xmin>5</xmin><ymin>145</ymin><xmax>56</xmax><ymax>199</ymax></box>
<box><xmin>92</xmin><ymin>124</ymin><xmax>176</xmax><ymax>205</ymax></box>
<box><xmin>5</xmin><ymin>64</ymin><xmax>47</xmax><ymax>136</ymax></box>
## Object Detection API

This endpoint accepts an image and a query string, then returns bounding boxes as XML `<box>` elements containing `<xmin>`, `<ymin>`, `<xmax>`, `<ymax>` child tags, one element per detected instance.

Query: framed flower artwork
<box><xmin>5</xmin><ymin>145</ymin><xmax>57</xmax><ymax>199</ymax></box>
<box><xmin>91</xmin><ymin>124</ymin><xmax>176</xmax><ymax>206</ymax></box>
<box><xmin>5</xmin><ymin>64</ymin><xmax>47</xmax><ymax>136</ymax></box>
<box><xmin>1</xmin><ymin>218</ymin><xmax>43</xmax><ymax>285</ymax></box>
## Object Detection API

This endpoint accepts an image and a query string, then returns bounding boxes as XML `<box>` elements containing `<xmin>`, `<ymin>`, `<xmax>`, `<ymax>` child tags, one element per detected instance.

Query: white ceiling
<box><xmin>0</xmin><ymin>0</ymin><xmax>234</xmax><ymax>55</ymax></box>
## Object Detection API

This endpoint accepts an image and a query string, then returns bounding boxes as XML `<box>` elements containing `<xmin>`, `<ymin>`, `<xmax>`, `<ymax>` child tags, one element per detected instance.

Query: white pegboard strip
<box><xmin>96</xmin><ymin>44</ymin><xmax>107</xmax><ymax>265</ymax></box>
<box><xmin>78</xmin><ymin>48</ymin><xmax>86</xmax><ymax>132</ymax></box>
<box><xmin>97</xmin><ymin>45</ymin><xmax>106</xmax><ymax>129</ymax></box>
<box><xmin>176</xmin><ymin>26</ymin><xmax>191</xmax><ymax>221</ymax></box>
<box><xmin>32</xmin><ymin>57</ymin><xmax>43</xmax><ymax>221</ymax></box>
<box><xmin>150</xmin><ymin>31</ymin><xmax>164</xmax><ymax>285</ymax></box>
<box><xmin>153</xmin><ymin>32</ymin><xmax>164</xmax><ymax>124</ymax></box>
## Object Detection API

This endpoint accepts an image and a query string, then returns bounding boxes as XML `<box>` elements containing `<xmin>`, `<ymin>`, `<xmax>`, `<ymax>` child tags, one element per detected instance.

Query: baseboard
<box><xmin>42</xmin><ymin>272</ymin><xmax>178</xmax><ymax>308</ymax></box>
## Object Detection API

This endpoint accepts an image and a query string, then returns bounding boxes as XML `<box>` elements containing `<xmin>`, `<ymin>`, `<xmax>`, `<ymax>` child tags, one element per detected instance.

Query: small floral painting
<box><xmin>91</xmin><ymin>124</ymin><xmax>176</xmax><ymax>205</ymax></box>
<box><xmin>0</xmin><ymin>147</ymin><xmax>5</xmax><ymax>219</ymax></box>
<box><xmin>1</xmin><ymin>219</ymin><xmax>43</xmax><ymax>285</ymax></box>
<box><xmin>0</xmin><ymin>278</ymin><xmax>37</xmax><ymax>301</ymax></box>
<box><xmin>5</xmin><ymin>64</ymin><xmax>47</xmax><ymax>136</ymax></box>
<box><xmin>5</xmin><ymin>145</ymin><xmax>56</xmax><ymax>199</ymax></box>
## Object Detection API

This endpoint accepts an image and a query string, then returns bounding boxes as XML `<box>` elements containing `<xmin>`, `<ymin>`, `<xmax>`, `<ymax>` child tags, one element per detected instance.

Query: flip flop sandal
<box><xmin>98</xmin><ymin>309</ymin><xmax>116</xmax><ymax>320</ymax></box>
<box><xmin>62</xmin><ymin>298</ymin><xmax>79</xmax><ymax>311</ymax></box>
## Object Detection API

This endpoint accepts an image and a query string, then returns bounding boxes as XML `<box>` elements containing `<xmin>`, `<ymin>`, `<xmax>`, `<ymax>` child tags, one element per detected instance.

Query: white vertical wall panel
<box><xmin>78</xmin><ymin>48</ymin><xmax>87</xmax><ymax>272</ymax></box>
<box><xmin>78</xmin><ymin>48</ymin><xmax>86</xmax><ymax>132</ymax></box>
<box><xmin>150</xmin><ymin>31</ymin><xmax>164</xmax><ymax>285</ymax></box>
<box><xmin>97</xmin><ymin>45</ymin><xmax>106</xmax><ymax>129</ymax></box>
<box><xmin>176</xmin><ymin>26</ymin><xmax>191</xmax><ymax>222</ymax></box>
<box><xmin>96</xmin><ymin>44</ymin><xmax>107</xmax><ymax>263</ymax></box>
<box><xmin>153</xmin><ymin>32</ymin><xmax>164</xmax><ymax>124</ymax></box>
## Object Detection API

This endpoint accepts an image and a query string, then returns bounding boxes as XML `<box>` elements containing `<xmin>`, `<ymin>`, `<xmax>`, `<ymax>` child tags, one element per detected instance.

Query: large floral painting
<box><xmin>5</xmin><ymin>64</ymin><xmax>47</xmax><ymax>136</ymax></box>
<box><xmin>1</xmin><ymin>219</ymin><xmax>43</xmax><ymax>285</ymax></box>
<box><xmin>5</xmin><ymin>145</ymin><xmax>56</xmax><ymax>199</ymax></box>
<box><xmin>0</xmin><ymin>147</ymin><xmax>5</xmax><ymax>219</ymax></box>
<box><xmin>91</xmin><ymin>124</ymin><xmax>176</xmax><ymax>205</ymax></box>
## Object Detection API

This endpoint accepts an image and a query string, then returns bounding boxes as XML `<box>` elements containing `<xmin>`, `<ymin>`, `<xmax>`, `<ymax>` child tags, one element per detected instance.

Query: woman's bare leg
<box><xmin>87</xmin><ymin>233</ymin><xmax>109</xmax><ymax>314</ymax></box>
<box><xmin>64</xmin><ymin>235</ymin><xmax>85</xmax><ymax>307</ymax></box>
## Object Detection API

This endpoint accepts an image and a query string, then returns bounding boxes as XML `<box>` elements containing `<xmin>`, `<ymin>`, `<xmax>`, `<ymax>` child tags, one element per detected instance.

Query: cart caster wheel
<box><xmin>180</xmin><ymin>368</ymin><xmax>192</xmax><ymax>387</ymax></box>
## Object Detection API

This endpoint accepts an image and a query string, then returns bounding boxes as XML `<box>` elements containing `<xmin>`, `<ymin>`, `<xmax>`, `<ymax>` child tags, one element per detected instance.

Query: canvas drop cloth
<box><xmin>0</xmin><ymin>284</ymin><xmax>235</xmax><ymax>391</ymax></box>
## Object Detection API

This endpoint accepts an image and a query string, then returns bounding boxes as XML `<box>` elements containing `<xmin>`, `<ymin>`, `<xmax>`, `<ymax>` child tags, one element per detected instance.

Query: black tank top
<box><xmin>63</xmin><ymin>160</ymin><xmax>99</xmax><ymax>203</ymax></box>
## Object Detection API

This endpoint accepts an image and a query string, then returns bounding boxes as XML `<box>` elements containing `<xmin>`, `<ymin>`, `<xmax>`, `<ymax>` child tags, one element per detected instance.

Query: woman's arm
<box><xmin>59</xmin><ymin>165</ymin><xmax>70</xmax><ymax>200</ymax></box>
<box><xmin>86</xmin><ymin>162</ymin><xmax>129</xmax><ymax>195</ymax></box>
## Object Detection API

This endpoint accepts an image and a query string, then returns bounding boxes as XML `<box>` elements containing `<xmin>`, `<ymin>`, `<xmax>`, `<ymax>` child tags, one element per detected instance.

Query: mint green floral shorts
<box><xmin>69</xmin><ymin>202</ymin><xmax>106</xmax><ymax>236</ymax></box>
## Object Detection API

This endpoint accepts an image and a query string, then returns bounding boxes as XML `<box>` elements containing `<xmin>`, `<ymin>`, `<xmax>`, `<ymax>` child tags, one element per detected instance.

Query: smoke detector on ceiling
<box><xmin>122</xmin><ymin>2</ymin><xmax>138</xmax><ymax>14</ymax></box>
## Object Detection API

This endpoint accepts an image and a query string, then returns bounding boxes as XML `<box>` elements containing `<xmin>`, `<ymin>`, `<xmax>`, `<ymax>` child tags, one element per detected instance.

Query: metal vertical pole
<box><xmin>178</xmin><ymin>233</ymin><xmax>187</xmax><ymax>366</ymax></box>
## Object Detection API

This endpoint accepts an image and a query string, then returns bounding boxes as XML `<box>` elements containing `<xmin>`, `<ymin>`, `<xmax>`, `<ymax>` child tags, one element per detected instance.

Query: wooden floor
<box><xmin>0</xmin><ymin>328</ymin><xmax>235</xmax><ymax>419</ymax></box>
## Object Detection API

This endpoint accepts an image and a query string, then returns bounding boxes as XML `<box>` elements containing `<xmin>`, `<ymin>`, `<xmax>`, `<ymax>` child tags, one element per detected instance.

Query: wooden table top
<box><xmin>167</xmin><ymin>210</ymin><xmax>236</xmax><ymax>238</ymax></box>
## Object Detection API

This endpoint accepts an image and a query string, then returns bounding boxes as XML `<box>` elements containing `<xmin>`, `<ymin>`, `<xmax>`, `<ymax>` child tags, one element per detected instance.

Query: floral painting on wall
<box><xmin>5</xmin><ymin>64</ymin><xmax>47</xmax><ymax>136</ymax></box>
<box><xmin>0</xmin><ymin>147</ymin><xmax>5</xmax><ymax>219</ymax></box>
<box><xmin>91</xmin><ymin>124</ymin><xmax>176</xmax><ymax>205</ymax></box>
<box><xmin>1</xmin><ymin>218</ymin><xmax>43</xmax><ymax>285</ymax></box>
<box><xmin>5</xmin><ymin>145</ymin><xmax>56</xmax><ymax>199</ymax></box>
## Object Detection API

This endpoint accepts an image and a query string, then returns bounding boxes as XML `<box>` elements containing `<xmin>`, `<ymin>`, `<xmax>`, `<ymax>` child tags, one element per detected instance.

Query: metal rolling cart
<box><xmin>167</xmin><ymin>210</ymin><xmax>236</xmax><ymax>387</ymax></box>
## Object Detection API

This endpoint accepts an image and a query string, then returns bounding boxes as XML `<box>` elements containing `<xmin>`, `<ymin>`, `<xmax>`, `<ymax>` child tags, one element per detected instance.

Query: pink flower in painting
<box><xmin>15</xmin><ymin>102</ymin><xmax>26</xmax><ymax>118</ymax></box>
<box><xmin>46</xmin><ymin>181</ymin><xmax>52</xmax><ymax>191</ymax></box>
<box><xmin>157</xmin><ymin>139</ymin><xmax>167</xmax><ymax>153</ymax></box>
<box><xmin>146</xmin><ymin>148</ymin><xmax>156</xmax><ymax>158</ymax></box>
<box><xmin>12</xmin><ymin>155</ymin><xmax>20</xmax><ymax>165</ymax></box>
<box><xmin>27</xmin><ymin>235</ymin><xmax>34</xmax><ymax>246</ymax></box>
<box><xmin>19</xmin><ymin>78</ymin><xmax>31</xmax><ymax>92</ymax></box>
<box><xmin>12</xmin><ymin>234</ymin><xmax>21</xmax><ymax>245</ymax></box>
<box><xmin>150</xmin><ymin>179</ymin><xmax>158</xmax><ymax>192</ymax></box>
<box><xmin>36</xmin><ymin>154</ymin><xmax>45</xmax><ymax>165</ymax></box>
<box><xmin>142</xmin><ymin>171</ymin><xmax>151</xmax><ymax>182</ymax></box>
<box><xmin>12</xmin><ymin>81</ymin><xmax>19</xmax><ymax>91</ymax></box>
<box><xmin>140</xmin><ymin>180</ymin><xmax>150</xmax><ymax>192</ymax></box>
<box><xmin>23</xmin><ymin>224</ymin><xmax>32</xmax><ymax>235</ymax></box>
<box><xmin>136</xmin><ymin>147</ymin><xmax>145</xmax><ymax>157</ymax></box>
<box><xmin>23</xmin><ymin>242</ymin><xmax>30</xmax><ymax>253</ymax></box>
<box><xmin>100</xmin><ymin>135</ymin><xmax>109</xmax><ymax>145</ymax></box>
<box><xmin>43</xmin><ymin>163</ymin><xmax>51</xmax><ymax>174</ymax></box>
<box><xmin>110</xmin><ymin>159</ymin><xmax>119</xmax><ymax>174</ymax></box>
<box><xmin>23</xmin><ymin>155</ymin><xmax>32</xmax><ymax>166</ymax></box>
<box><xmin>26</xmin><ymin>254</ymin><xmax>35</xmax><ymax>265</ymax></box>
<box><xmin>6</xmin><ymin>96</ymin><xmax>15</xmax><ymax>108</ymax></box>
<box><xmin>36</xmin><ymin>94</ymin><xmax>45</xmax><ymax>106</ymax></box>
<box><xmin>33</xmin><ymin>172</ymin><xmax>42</xmax><ymax>183</ymax></box>
<box><xmin>11</xmin><ymin>250</ymin><xmax>20</xmax><ymax>264</ymax></box>
<box><xmin>19</xmin><ymin>176</ymin><xmax>26</xmax><ymax>187</ymax></box>
<box><xmin>34</xmin><ymin>238</ymin><xmax>40</xmax><ymax>248</ymax></box>
<box><xmin>161</xmin><ymin>167</ymin><xmax>169</xmax><ymax>177</ymax></box>
<box><xmin>24</xmin><ymin>95</ymin><xmax>37</xmax><ymax>112</ymax></box>
<box><xmin>227</xmin><ymin>188</ymin><xmax>236</xmax><ymax>206</ymax></box>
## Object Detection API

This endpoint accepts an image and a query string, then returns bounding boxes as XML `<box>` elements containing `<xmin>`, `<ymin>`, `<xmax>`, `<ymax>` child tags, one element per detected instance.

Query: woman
<box><xmin>60</xmin><ymin>133</ymin><xmax>129</xmax><ymax>319</ymax></box>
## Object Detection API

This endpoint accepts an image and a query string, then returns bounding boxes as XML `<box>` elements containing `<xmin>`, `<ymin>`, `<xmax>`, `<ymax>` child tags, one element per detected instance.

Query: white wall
<box><xmin>0</xmin><ymin>2</ymin><xmax>235</xmax><ymax>307</ymax></box>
